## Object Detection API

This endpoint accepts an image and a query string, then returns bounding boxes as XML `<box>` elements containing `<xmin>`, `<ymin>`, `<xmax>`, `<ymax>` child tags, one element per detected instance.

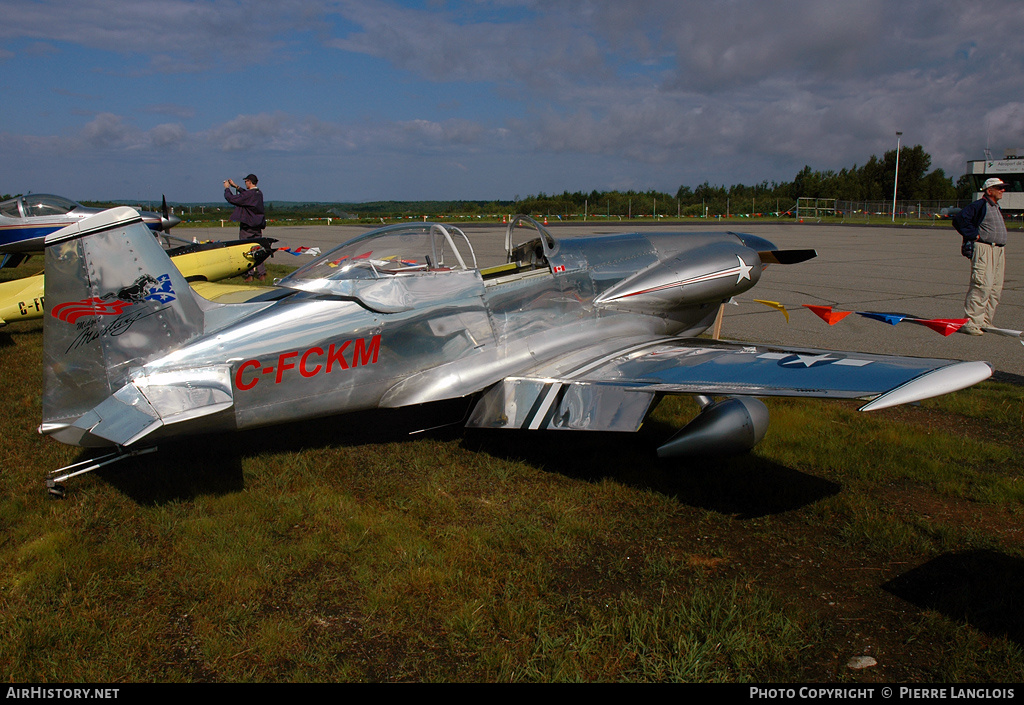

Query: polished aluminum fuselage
<box><xmin>40</xmin><ymin>212</ymin><xmax>994</xmax><ymax>460</ymax></box>
<box><xmin>134</xmin><ymin>231</ymin><xmax>752</xmax><ymax>438</ymax></box>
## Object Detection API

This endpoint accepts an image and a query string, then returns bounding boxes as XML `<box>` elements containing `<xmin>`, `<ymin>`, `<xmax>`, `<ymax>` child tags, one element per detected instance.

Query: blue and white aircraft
<box><xmin>0</xmin><ymin>193</ymin><xmax>180</xmax><ymax>267</ymax></box>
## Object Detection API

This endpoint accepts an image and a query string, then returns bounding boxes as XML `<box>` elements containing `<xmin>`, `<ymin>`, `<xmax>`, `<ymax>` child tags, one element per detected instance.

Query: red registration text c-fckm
<box><xmin>235</xmin><ymin>334</ymin><xmax>381</xmax><ymax>391</ymax></box>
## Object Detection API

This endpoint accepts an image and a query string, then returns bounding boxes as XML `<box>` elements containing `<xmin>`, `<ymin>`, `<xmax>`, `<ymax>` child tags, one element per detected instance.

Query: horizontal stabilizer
<box><xmin>71</xmin><ymin>384</ymin><xmax>163</xmax><ymax>446</ymax></box>
<box><xmin>46</xmin><ymin>367</ymin><xmax>235</xmax><ymax>447</ymax></box>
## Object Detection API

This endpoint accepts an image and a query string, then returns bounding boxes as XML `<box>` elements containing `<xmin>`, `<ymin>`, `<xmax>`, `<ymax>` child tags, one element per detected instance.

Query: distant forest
<box><xmin>18</xmin><ymin>144</ymin><xmax>968</xmax><ymax>220</ymax></box>
<box><xmin>511</xmin><ymin>144</ymin><xmax>968</xmax><ymax>218</ymax></box>
<box><xmin>266</xmin><ymin>144</ymin><xmax>968</xmax><ymax>219</ymax></box>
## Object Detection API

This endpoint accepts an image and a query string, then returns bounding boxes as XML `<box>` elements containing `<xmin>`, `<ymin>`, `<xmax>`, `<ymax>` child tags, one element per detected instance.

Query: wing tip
<box><xmin>858</xmin><ymin>360</ymin><xmax>994</xmax><ymax>411</ymax></box>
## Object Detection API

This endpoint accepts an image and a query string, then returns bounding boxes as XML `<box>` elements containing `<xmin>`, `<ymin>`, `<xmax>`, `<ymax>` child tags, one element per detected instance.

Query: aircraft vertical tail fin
<box><xmin>41</xmin><ymin>207</ymin><xmax>205</xmax><ymax>442</ymax></box>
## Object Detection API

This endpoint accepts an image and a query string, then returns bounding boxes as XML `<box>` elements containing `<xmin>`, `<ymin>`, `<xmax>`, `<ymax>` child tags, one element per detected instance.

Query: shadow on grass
<box><xmin>84</xmin><ymin>398</ymin><xmax>838</xmax><ymax>517</ymax></box>
<box><xmin>992</xmin><ymin>371</ymin><xmax>1024</xmax><ymax>387</ymax></box>
<box><xmin>882</xmin><ymin>550</ymin><xmax>1024</xmax><ymax>646</ymax></box>
<box><xmin>90</xmin><ymin>400</ymin><xmax>474</xmax><ymax>505</ymax></box>
<box><xmin>462</xmin><ymin>418</ymin><xmax>840</xmax><ymax>519</ymax></box>
<box><xmin>93</xmin><ymin>439</ymin><xmax>245</xmax><ymax>505</ymax></box>
<box><xmin>0</xmin><ymin>320</ymin><xmax>44</xmax><ymax>346</ymax></box>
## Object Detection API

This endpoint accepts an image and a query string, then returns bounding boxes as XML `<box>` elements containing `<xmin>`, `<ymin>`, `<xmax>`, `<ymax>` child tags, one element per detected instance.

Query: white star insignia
<box><xmin>735</xmin><ymin>256</ymin><xmax>752</xmax><ymax>283</ymax></box>
<box><xmin>783</xmin><ymin>353</ymin><xmax>837</xmax><ymax>367</ymax></box>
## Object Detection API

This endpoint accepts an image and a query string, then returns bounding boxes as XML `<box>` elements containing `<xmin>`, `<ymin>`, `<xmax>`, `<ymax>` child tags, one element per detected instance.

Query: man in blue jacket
<box><xmin>224</xmin><ymin>173</ymin><xmax>267</xmax><ymax>280</ymax></box>
<box><xmin>953</xmin><ymin>177</ymin><xmax>1008</xmax><ymax>335</ymax></box>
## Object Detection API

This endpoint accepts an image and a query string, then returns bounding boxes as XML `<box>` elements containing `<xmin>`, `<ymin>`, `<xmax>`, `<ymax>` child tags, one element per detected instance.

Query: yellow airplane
<box><xmin>190</xmin><ymin>280</ymin><xmax>280</xmax><ymax>303</ymax></box>
<box><xmin>0</xmin><ymin>275</ymin><xmax>46</xmax><ymax>324</ymax></box>
<box><xmin>0</xmin><ymin>238</ymin><xmax>275</xmax><ymax>326</ymax></box>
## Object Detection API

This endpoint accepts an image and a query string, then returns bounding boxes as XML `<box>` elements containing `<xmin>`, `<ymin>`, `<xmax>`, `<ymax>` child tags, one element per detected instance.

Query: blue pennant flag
<box><xmin>856</xmin><ymin>312</ymin><xmax>907</xmax><ymax>326</ymax></box>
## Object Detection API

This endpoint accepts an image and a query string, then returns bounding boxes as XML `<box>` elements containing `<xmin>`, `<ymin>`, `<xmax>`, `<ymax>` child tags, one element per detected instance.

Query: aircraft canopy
<box><xmin>281</xmin><ymin>222</ymin><xmax>478</xmax><ymax>286</ymax></box>
<box><xmin>0</xmin><ymin>194</ymin><xmax>82</xmax><ymax>219</ymax></box>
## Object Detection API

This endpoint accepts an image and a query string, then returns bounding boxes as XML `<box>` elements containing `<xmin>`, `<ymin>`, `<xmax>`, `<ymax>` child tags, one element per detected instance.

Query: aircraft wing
<box><xmin>0</xmin><ymin>274</ymin><xmax>44</xmax><ymax>326</ymax></box>
<box><xmin>466</xmin><ymin>337</ymin><xmax>993</xmax><ymax>432</ymax></box>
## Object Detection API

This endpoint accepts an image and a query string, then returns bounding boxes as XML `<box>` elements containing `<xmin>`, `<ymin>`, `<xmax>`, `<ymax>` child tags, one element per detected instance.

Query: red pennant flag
<box><xmin>910</xmin><ymin>318</ymin><xmax>968</xmax><ymax>336</ymax></box>
<box><xmin>803</xmin><ymin>304</ymin><xmax>853</xmax><ymax>325</ymax></box>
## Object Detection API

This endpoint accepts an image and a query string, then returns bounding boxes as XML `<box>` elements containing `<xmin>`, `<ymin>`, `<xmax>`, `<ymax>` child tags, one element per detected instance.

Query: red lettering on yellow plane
<box><xmin>234</xmin><ymin>334</ymin><xmax>381</xmax><ymax>391</ymax></box>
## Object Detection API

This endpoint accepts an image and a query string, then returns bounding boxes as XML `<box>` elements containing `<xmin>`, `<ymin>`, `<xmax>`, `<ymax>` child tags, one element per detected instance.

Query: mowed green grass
<box><xmin>2</xmin><ymin>268</ymin><xmax>1023</xmax><ymax>682</ymax></box>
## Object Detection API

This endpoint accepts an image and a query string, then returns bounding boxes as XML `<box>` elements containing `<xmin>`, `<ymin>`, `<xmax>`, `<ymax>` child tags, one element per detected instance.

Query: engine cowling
<box><xmin>594</xmin><ymin>241</ymin><xmax>762</xmax><ymax>313</ymax></box>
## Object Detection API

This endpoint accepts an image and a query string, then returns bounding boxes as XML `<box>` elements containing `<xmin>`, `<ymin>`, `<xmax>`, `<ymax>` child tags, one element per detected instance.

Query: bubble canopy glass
<box><xmin>282</xmin><ymin>222</ymin><xmax>478</xmax><ymax>285</ymax></box>
<box><xmin>277</xmin><ymin>223</ymin><xmax>483</xmax><ymax>311</ymax></box>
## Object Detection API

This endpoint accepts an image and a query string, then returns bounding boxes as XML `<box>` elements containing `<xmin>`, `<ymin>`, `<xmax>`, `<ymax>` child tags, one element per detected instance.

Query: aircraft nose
<box><xmin>163</xmin><ymin>214</ymin><xmax>182</xmax><ymax>230</ymax></box>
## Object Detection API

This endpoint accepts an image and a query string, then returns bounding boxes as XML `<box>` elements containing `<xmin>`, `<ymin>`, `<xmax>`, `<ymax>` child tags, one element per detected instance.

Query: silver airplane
<box><xmin>39</xmin><ymin>207</ymin><xmax>992</xmax><ymax>495</ymax></box>
<box><xmin>0</xmin><ymin>193</ymin><xmax>181</xmax><ymax>267</ymax></box>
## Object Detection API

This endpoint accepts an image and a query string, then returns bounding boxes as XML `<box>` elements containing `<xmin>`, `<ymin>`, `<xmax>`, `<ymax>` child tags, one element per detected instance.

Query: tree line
<box><xmin>513</xmin><ymin>145</ymin><xmax>970</xmax><ymax>218</ymax></box>
<box><xmin>4</xmin><ymin>144</ymin><xmax>972</xmax><ymax>220</ymax></box>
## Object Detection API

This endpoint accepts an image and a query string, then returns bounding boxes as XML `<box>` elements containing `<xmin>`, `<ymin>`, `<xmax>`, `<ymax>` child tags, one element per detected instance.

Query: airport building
<box><xmin>965</xmin><ymin>149</ymin><xmax>1024</xmax><ymax>212</ymax></box>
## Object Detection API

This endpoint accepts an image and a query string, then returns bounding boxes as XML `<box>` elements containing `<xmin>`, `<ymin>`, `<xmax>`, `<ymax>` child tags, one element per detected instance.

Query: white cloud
<box><xmin>0</xmin><ymin>0</ymin><xmax>323</xmax><ymax>72</ymax></box>
<box><xmin>327</xmin><ymin>0</ymin><xmax>609</xmax><ymax>89</ymax></box>
<box><xmin>2</xmin><ymin>0</ymin><xmax>1023</xmax><ymax>199</ymax></box>
<box><xmin>149</xmin><ymin>123</ymin><xmax>188</xmax><ymax>149</ymax></box>
<box><xmin>79</xmin><ymin>113</ymin><xmax>143</xmax><ymax>149</ymax></box>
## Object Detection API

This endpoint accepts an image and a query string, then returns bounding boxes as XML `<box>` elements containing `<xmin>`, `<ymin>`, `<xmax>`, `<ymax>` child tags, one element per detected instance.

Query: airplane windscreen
<box><xmin>281</xmin><ymin>223</ymin><xmax>476</xmax><ymax>286</ymax></box>
<box><xmin>23</xmin><ymin>195</ymin><xmax>80</xmax><ymax>217</ymax></box>
<box><xmin>0</xmin><ymin>198</ymin><xmax>21</xmax><ymax>218</ymax></box>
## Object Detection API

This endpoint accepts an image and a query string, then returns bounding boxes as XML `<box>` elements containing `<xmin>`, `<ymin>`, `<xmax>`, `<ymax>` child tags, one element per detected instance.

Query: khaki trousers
<box><xmin>964</xmin><ymin>242</ymin><xmax>1005</xmax><ymax>328</ymax></box>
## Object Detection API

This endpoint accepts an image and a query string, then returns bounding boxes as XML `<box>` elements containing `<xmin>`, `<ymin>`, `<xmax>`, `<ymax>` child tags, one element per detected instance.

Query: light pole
<box><xmin>891</xmin><ymin>131</ymin><xmax>902</xmax><ymax>222</ymax></box>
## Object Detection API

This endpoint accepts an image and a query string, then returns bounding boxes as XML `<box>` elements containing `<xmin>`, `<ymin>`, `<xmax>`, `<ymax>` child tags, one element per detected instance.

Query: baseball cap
<box><xmin>982</xmin><ymin>177</ymin><xmax>1007</xmax><ymax>190</ymax></box>
<box><xmin>245</xmin><ymin>174</ymin><xmax>259</xmax><ymax>185</ymax></box>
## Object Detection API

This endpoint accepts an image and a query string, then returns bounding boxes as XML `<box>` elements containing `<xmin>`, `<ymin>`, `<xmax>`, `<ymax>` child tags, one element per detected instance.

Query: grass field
<box><xmin>1</xmin><ymin>262</ymin><xmax>1023</xmax><ymax>683</ymax></box>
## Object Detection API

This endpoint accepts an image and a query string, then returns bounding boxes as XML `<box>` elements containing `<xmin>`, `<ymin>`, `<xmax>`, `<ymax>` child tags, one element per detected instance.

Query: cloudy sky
<box><xmin>2</xmin><ymin>0</ymin><xmax>1023</xmax><ymax>203</ymax></box>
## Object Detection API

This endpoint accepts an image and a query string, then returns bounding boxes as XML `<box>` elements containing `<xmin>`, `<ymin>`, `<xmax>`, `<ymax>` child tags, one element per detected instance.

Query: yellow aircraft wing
<box><xmin>0</xmin><ymin>239</ymin><xmax>274</xmax><ymax>325</ymax></box>
<box><xmin>0</xmin><ymin>274</ymin><xmax>45</xmax><ymax>326</ymax></box>
<box><xmin>167</xmin><ymin>240</ymin><xmax>273</xmax><ymax>281</ymax></box>
<box><xmin>190</xmin><ymin>280</ymin><xmax>278</xmax><ymax>303</ymax></box>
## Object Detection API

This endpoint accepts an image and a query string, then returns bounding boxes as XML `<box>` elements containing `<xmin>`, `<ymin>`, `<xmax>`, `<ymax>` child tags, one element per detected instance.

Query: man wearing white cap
<box><xmin>953</xmin><ymin>177</ymin><xmax>1009</xmax><ymax>335</ymax></box>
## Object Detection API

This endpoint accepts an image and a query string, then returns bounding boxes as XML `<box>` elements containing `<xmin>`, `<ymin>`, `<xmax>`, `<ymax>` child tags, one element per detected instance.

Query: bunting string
<box><xmin>279</xmin><ymin>246</ymin><xmax>321</xmax><ymax>257</ymax></box>
<box><xmin>740</xmin><ymin>299</ymin><xmax>1023</xmax><ymax>345</ymax></box>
